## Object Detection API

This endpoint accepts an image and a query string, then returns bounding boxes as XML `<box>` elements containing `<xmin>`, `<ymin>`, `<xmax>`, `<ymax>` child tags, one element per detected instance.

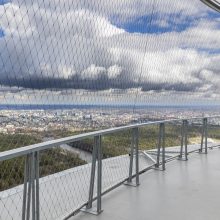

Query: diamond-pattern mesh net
<box><xmin>0</xmin><ymin>0</ymin><xmax>220</xmax><ymax>219</ymax></box>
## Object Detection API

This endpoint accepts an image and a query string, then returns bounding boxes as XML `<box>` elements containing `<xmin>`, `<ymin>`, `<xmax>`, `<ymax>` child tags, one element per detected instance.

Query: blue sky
<box><xmin>115</xmin><ymin>14</ymin><xmax>194</xmax><ymax>34</ymax></box>
<box><xmin>0</xmin><ymin>0</ymin><xmax>8</xmax><ymax>38</ymax></box>
<box><xmin>0</xmin><ymin>0</ymin><xmax>8</xmax><ymax>5</ymax></box>
<box><xmin>114</xmin><ymin>10</ymin><xmax>220</xmax><ymax>34</ymax></box>
<box><xmin>0</xmin><ymin>29</ymin><xmax>4</xmax><ymax>37</ymax></box>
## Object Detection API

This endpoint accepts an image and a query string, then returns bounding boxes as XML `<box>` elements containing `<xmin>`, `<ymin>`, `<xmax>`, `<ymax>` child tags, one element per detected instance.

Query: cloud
<box><xmin>0</xmin><ymin>0</ymin><xmax>220</xmax><ymax>105</ymax></box>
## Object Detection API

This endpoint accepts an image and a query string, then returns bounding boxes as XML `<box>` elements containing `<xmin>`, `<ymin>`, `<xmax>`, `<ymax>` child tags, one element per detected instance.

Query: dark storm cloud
<box><xmin>0</xmin><ymin>72</ymin><xmax>201</xmax><ymax>92</ymax></box>
<box><xmin>0</xmin><ymin>74</ymin><xmax>135</xmax><ymax>90</ymax></box>
<box><xmin>141</xmin><ymin>82</ymin><xmax>201</xmax><ymax>92</ymax></box>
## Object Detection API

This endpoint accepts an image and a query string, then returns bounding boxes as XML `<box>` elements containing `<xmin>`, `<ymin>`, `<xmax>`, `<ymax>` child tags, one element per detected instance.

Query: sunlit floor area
<box><xmin>73</xmin><ymin>148</ymin><xmax>220</xmax><ymax>220</ymax></box>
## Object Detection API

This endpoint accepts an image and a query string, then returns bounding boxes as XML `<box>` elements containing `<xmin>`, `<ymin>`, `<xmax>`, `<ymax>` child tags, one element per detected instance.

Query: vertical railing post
<box><xmin>200</xmin><ymin>118</ymin><xmax>204</xmax><ymax>152</ymax></box>
<box><xmin>135</xmin><ymin>127</ymin><xmax>140</xmax><ymax>185</ymax></box>
<box><xmin>179</xmin><ymin>120</ymin><xmax>185</xmax><ymax>159</ymax></box>
<box><xmin>22</xmin><ymin>155</ymin><xmax>29</xmax><ymax>220</ymax></box>
<box><xmin>127</xmin><ymin>129</ymin><xmax>135</xmax><ymax>183</ymax></box>
<box><xmin>27</xmin><ymin>154</ymin><xmax>31</xmax><ymax>220</ymax></box>
<box><xmin>200</xmin><ymin>118</ymin><xmax>208</xmax><ymax>154</ymax></box>
<box><xmin>179</xmin><ymin>120</ymin><xmax>188</xmax><ymax>161</ymax></box>
<box><xmin>184</xmin><ymin>120</ymin><xmax>188</xmax><ymax>161</ymax></box>
<box><xmin>155</xmin><ymin>124</ymin><xmax>162</xmax><ymax>168</ymax></box>
<box><xmin>31</xmin><ymin>153</ymin><xmax>36</xmax><ymax>220</ymax></box>
<box><xmin>125</xmin><ymin>127</ymin><xmax>140</xmax><ymax>186</ymax></box>
<box><xmin>22</xmin><ymin>152</ymin><xmax>40</xmax><ymax>220</ymax></box>
<box><xmin>85</xmin><ymin>137</ymin><xmax>98</xmax><ymax>210</ymax></box>
<box><xmin>155</xmin><ymin>123</ymin><xmax>165</xmax><ymax>170</ymax></box>
<box><xmin>161</xmin><ymin>123</ymin><xmax>166</xmax><ymax>171</ymax></box>
<box><xmin>205</xmin><ymin>118</ymin><xmax>208</xmax><ymax>154</ymax></box>
<box><xmin>97</xmin><ymin>135</ymin><xmax>103</xmax><ymax>214</ymax></box>
<box><xmin>81</xmin><ymin>135</ymin><xmax>103</xmax><ymax>215</ymax></box>
<box><xmin>35</xmin><ymin>152</ymin><xmax>40</xmax><ymax>220</ymax></box>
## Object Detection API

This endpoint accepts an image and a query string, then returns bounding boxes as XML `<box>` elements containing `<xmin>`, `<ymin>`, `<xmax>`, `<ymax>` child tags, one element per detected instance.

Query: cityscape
<box><xmin>0</xmin><ymin>105</ymin><xmax>220</xmax><ymax>137</ymax></box>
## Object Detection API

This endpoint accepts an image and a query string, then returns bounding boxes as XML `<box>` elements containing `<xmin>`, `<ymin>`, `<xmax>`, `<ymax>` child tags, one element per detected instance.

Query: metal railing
<box><xmin>0</xmin><ymin>116</ymin><xmax>220</xmax><ymax>220</ymax></box>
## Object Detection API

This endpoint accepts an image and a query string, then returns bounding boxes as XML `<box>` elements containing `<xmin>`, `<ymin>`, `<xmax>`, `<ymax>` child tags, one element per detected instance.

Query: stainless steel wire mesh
<box><xmin>0</xmin><ymin>0</ymin><xmax>220</xmax><ymax>219</ymax></box>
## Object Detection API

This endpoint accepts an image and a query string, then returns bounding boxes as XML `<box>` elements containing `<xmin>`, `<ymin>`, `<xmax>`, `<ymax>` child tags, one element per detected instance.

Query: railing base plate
<box><xmin>152</xmin><ymin>167</ymin><xmax>165</xmax><ymax>171</ymax></box>
<box><xmin>124</xmin><ymin>181</ymin><xmax>140</xmax><ymax>187</ymax></box>
<box><xmin>152</xmin><ymin>164</ymin><xmax>165</xmax><ymax>171</ymax></box>
<box><xmin>198</xmin><ymin>151</ymin><xmax>208</xmax><ymax>154</ymax></box>
<box><xmin>177</xmin><ymin>157</ymin><xmax>188</xmax><ymax>161</ymax></box>
<box><xmin>80</xmin><ymin>207</ymin><xmax>103</xmax><ymax>215</ymax></box>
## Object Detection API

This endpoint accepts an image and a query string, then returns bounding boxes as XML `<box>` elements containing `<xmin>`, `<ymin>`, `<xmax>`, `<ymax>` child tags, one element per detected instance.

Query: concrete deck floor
<box><xmin>72</xmin><ymin>148</ymin><xmax>220</xmax><ymax>220</ymax></box>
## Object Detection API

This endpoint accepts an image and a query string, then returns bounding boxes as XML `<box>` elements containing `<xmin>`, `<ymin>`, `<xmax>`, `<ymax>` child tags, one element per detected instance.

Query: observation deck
<box><xmin>0</xmin><ymin>117</ymin><xmax>220</xmax><ymax>220</ymax></box>
<box><xmin>73</xmin><ymin>147</ymin><xmax>220</xmax><ymax>220</ymax></box>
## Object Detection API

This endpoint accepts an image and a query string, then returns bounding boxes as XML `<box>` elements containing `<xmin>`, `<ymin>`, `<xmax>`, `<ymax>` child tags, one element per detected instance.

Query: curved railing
<box><xmin>1</xmin><ymin>115</ymin><xmax>220</xmax><ymax>220</ymax></box>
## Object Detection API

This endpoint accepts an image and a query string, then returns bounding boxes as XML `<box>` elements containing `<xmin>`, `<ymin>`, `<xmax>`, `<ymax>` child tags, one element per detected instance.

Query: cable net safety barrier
<box><xmin>0</xmin><ymin>0</ymin><xmax>220</xmax><ymax>219</ymax></box>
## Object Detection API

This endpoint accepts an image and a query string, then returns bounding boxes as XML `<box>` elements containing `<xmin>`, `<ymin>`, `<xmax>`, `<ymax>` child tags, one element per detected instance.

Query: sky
<box><xmin>0</xmin><ymin>0</ymin><xmax>220</xmax><ymax>106</ymax></box>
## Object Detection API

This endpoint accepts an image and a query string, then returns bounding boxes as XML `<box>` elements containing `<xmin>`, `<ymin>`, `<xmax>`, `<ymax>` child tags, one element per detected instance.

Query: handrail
<box><xmin>0</xmin><ymin>115</ymin><xmax>219</xmax><ymax>162</ymax></box>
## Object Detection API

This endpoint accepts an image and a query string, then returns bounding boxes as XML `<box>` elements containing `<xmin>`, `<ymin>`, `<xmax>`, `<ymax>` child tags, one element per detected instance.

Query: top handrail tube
<box><xmin>0</xmin><ymin>115</ymin><xmax>220</xmax><ymax>162</ymax></box>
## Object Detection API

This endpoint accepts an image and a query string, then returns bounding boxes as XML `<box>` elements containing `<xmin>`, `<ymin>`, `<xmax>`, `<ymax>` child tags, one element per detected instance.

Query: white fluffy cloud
<box><xmin>0</xmin><ymin>0</ymin><xmax>220</xmax><ymax>105</ymax></box>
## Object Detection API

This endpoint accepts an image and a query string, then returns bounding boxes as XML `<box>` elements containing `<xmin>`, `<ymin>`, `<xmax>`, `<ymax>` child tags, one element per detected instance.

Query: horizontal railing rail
<box><xmin>1</xmin><ymin>115</ymin><xmax>220</xmax><ymax>220</ymax></box>
<box><xmin>0</xmin><ymin>115</ymin><xmax>220</xmax><ymax>162</ymax></box>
